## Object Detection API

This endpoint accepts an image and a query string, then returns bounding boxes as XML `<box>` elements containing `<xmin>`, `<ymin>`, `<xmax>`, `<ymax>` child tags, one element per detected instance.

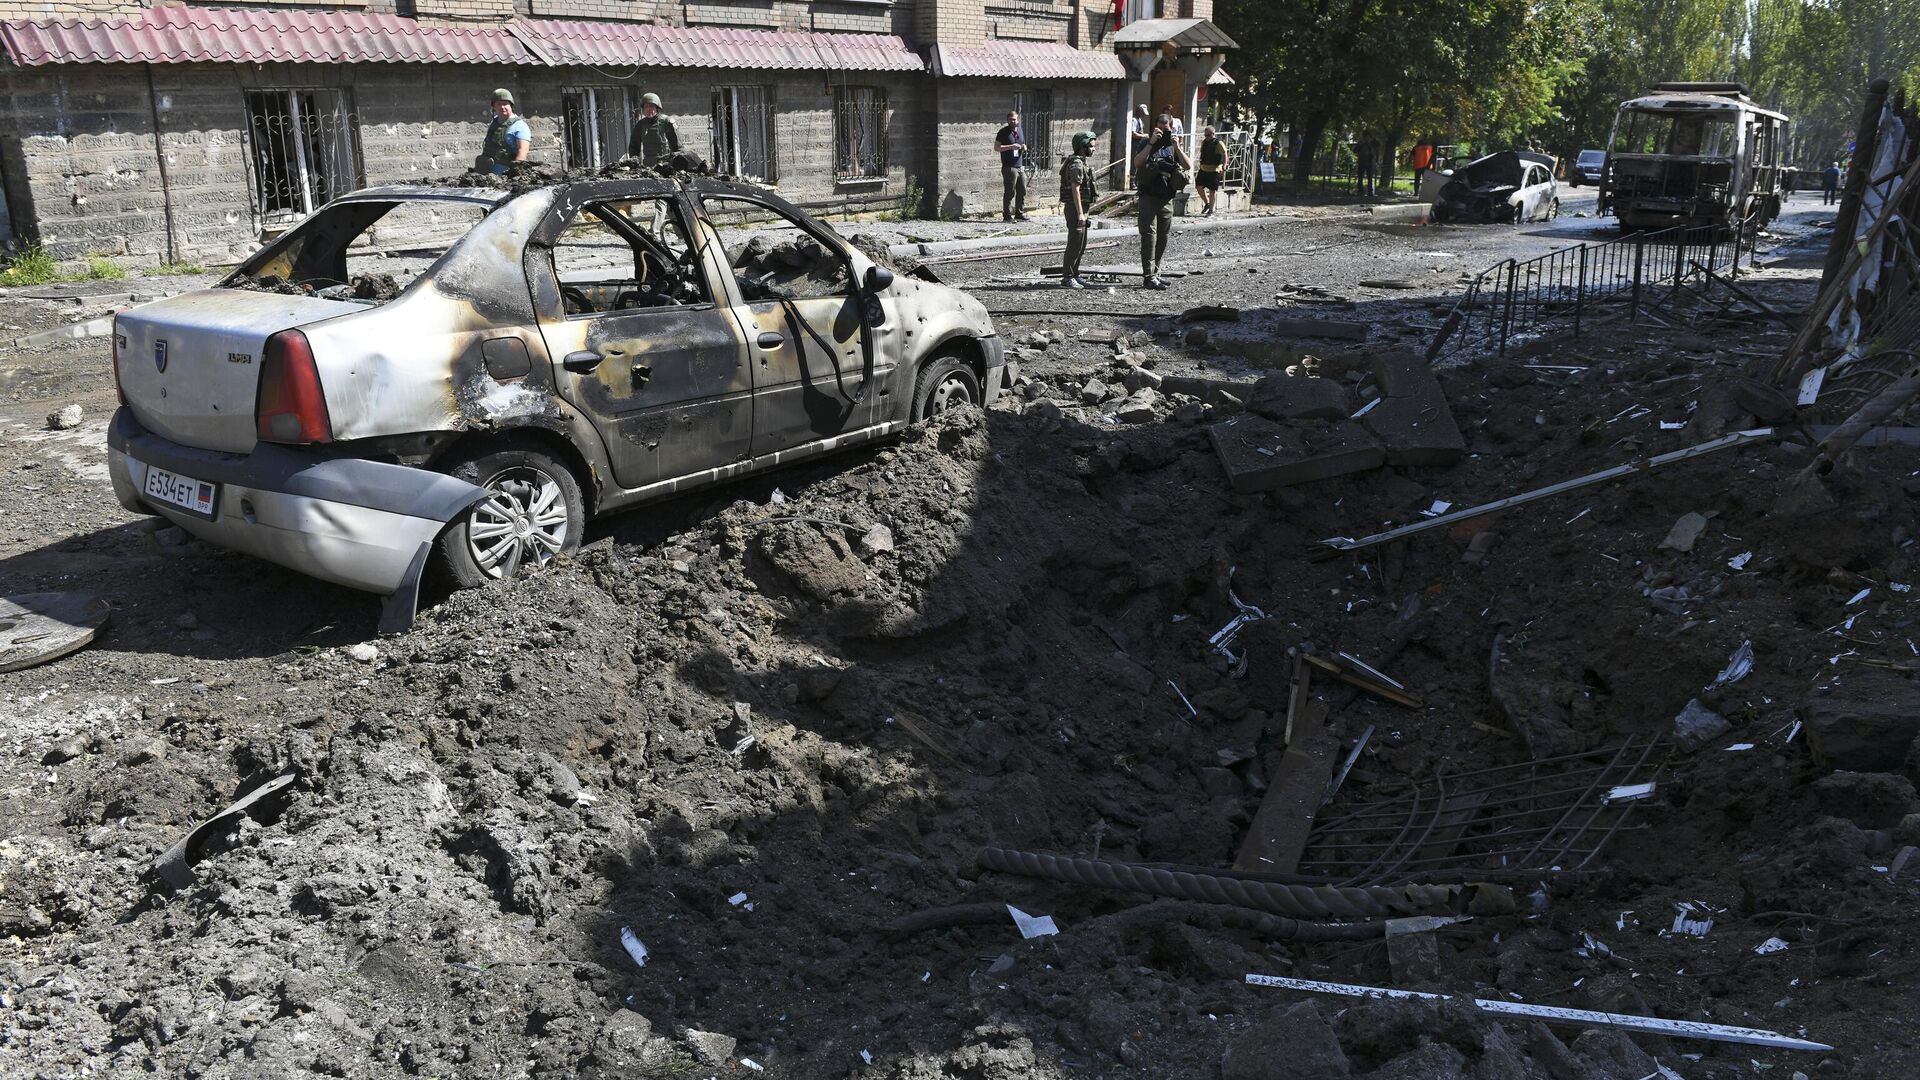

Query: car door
<box><xmin>527</xmin><ymin>180</ymin><xmax>752</xmax><ymax>493</ymax></box>
<box><xmin>687</xmin><ymin>183</ymin><xmax>892</xmax><ymax>458</ymax></box>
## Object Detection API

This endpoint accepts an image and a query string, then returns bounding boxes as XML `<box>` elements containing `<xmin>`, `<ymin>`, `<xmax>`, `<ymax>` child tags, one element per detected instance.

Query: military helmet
<box><xmin>641</xmin><ymin>93</ymin><xmax>662</xmax><ymax>107</ymax></box>
<box><xmin>491</xmin><ymin>88</ymin><xmax>514</xmax><ymax>105</ymax></box>
<box><xmin>1072</xmin><ymin>130</ymin><xmax>1097</xmax><ymax>152</ymax></box>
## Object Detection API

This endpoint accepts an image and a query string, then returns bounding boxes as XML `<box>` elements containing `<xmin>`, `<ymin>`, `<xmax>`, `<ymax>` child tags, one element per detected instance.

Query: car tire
<box><xmin>1545</xmin><ymin>197</ymin><xmax>1560</xmax><ymax>221</ymax></box>
<box><xmin>435</xmin><ymin>441</ymin><xmax>587</xmax><ymax>589</ymax></box>
<box><xmin>911</xmin><ymin>353</ymin><xmax>982</xmax><ymax>422</ymax></box>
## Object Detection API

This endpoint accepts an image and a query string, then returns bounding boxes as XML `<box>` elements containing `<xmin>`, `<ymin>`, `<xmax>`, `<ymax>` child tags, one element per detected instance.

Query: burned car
<box><xmin>1429</xmin><ymin>151</ymin><xmax>1559</xmax><ymax>224</ymax></box>
<box><xmin>107</xmin><ymin>178</ymin><xmax>1004</xmax><ymax>626</ymax></box>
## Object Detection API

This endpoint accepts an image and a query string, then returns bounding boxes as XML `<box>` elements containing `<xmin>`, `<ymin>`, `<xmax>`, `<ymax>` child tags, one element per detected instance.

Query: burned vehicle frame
<box><xmin>1598</xmin><ymin>82</ymin><xmax>1788</xmax><ymax>231</ymax></box>
<box><xmin>106</xmin><ymin>178</ymin><xmax>1005</xmax><ymax>628</ymax></box>
<box><xmin>1429</xmin><ymin>151</ymin><xmax>1559</xmax><ymax>225</ymax></box>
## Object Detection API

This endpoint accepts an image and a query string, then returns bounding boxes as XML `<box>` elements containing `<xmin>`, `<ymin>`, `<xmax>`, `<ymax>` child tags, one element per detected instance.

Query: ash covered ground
<box><xmin>4</xmin><ymin>197</ymin><xmax>1920</xmax><ymax>1079</ymax></box>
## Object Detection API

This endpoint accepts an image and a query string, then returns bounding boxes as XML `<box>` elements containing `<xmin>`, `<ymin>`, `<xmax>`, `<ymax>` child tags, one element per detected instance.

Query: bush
<box><xmin>149</xmin><ymin>261</ymin><xmax>207</xmax><ymax>276</ymax></box>
<box><xmin>82</xmin><ymin>255</ymin><xmax>126</xmax><ymax>281</ymax></box>
<box><xmin>0</xmin><ymin>244</ymin><xmax>58</xmax><ymax>286</ymax></box>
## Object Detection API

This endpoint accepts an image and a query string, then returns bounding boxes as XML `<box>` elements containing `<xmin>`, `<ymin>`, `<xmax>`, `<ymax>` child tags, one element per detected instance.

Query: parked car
<box><xmin>107</xmin><ymin>177</ymin><xmax>1005</xmax><ymax>627</ymax></box>
<box><xmin>1570</xmin><ymin>149</ymin><xmax>1606</xmax><ymax>186</ymax></box>
<box><xmin>1429</xmin><ymin>151</ymin><xmax>1559</xmax><ymax>224</ymax></box>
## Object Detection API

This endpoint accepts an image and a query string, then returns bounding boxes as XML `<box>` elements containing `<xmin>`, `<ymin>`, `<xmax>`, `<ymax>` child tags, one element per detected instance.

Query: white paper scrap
<box><xmin>1848</xmin><ymin>587</ymin><xmax>1872</xmax><ymax>605</ymax></box>
<box><xmin>741</xmin><ymin>1058</ymin><xmax>765</xmax><ymax>1071</ymax></box>
<box><xmin>1660</xmin><ymin>421</ymin><xmax>1685</xmax><ymax>430</ymax></box>
<box><xmin>861</xmin><ymin>1049</ymin><xmax>874</xmax><ymax>1065</ymax></box>
<box><xmin>1724</xmin><ymin>743</ymin><xmax>1756</xmax><ymax>751</ymax></box>
<box><xmin>1893</xmin><ymin>583</ymin><xmax>1913</xmax><ymax>593</ymax></box>
<box><xmin>1727</xmin><ymin>552</ymin><xmax>1753</xmax><ymax>570</ymax></box>
<box><xmin>728</xmin><ymin>892</ymin><xmax>749</xmax><ymax>906</ymax></box>
<box><xmin>1670</xmin><ymin>903</ymin><xmax>1713</xmax><ymax>937</ymax></box>
<box><xmin>1797</xmin><ymin>366</ymin><xmax>1827</xmax><ymax>405</ymax></box>
<box><xmin>1421</xmin><ymin>500</ymin><xmax>1453</xmax><ymax>517</ymax></box>
<box><xmin>619</xmin><ymin>927</ymin><xmax>649</xmax><ymax>968</ymax></box>
<box><xmin>1607</xmin><ymin>782</ymin><xmax>1656</xmax><ymax>803</ymax></box>
<box><xmin>1007</xmin><ymin>904</ymin><xmax>1059</xmax><ymax>939</ymax></box>
<box><xmin>1754</xmin><ymin>936</ymin><xmax>1790</xmax><ymax>955</ymax></box>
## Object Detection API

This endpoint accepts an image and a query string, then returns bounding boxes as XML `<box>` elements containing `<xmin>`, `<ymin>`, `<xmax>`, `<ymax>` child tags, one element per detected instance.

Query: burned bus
<box><xmin>1598</xmin><ymin>82</ymin><xmax>1788</xmax><ymax>231</ymax></box>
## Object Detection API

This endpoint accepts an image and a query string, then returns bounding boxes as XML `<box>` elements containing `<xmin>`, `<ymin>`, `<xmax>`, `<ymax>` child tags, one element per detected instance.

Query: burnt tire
<box><xmin>911</xmin><ymin>353</ymin><xmax>982</xmax><ymax>422</ymax></box>
<box><xmin>435</xmin><ymin>441</ymin><xmax>587</xmax><ymax>589</ymax></box>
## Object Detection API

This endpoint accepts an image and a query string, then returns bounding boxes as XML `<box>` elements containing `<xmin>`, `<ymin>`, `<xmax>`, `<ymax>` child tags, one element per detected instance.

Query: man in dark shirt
<box><xmin>627</xmin><ymin>93</ymin><xmax>681</xmax><ymax>169</ymax></box>
<box><xmin>1823</xmin><ymin>161</ymin><xmax>1842</xmax><ymax>205</ymax></box>
<box><xmin>1195</xmin><ymin>126</ymin><xmax>1226</xmax><ymax>216</ymax></box>
<box><xmin>995</xmin><ymin>111</ymin><xmax>1028</xmax><ymax>222</ymax></box>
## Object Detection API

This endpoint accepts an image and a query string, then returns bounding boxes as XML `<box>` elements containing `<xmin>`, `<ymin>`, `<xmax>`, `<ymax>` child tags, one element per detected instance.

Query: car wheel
<box><xmin>912</xmin><ymin>353</ymin><xmax>982</xmax><ymax>421</ymax></box>
<box><xmin>1545</xmin><ymin>197</ymin><xmax>1560</xmax><ymax>221</ymax></box>
<box><xmin>435</xmin><ymin>441</ymin><xmax>586</xmax><ymax>589</ymax></box>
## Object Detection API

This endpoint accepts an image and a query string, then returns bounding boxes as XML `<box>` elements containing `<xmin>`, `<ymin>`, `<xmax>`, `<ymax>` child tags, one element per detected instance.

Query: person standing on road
<box><xmin>627</xmin><ymin>93</ymin><xmax>680</xmax><ymax>169</ymax></box>
<box><xmin>1132</xmin><ymin>114</ymin><xmax>1190</xmax><ymax>290</ymax></box>
<box><xmin>1195</xmin><ymin>126</ymin><xmax>1225</xmax><ymax>216</ymax></box>
<box><xmin>1355</xmin><ymin>133</ymin><xmax>1378</xmax><ymax>196</ymax></box>
<box><xmin>995</xmin><ymin>111</ymin><xmax>1029</xmax><ymax>222</ymax></box>
<box><xmin>478</xmin><ymin>89</ymin><xmax>531</xmax><ymax>175</ymax></box>
<box><xmin>1058</xmin><ymin>131</ymin><xmax>1098</xmax><ymax>288</ymax></box>
<box><xmin>1822</xmin><ymin>161</ymin><xmax>1842</xmax><ymax>205</ymax></box>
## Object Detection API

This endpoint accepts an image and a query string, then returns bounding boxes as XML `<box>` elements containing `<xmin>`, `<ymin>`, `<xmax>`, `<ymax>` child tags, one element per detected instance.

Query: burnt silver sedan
<box><xmin>108</xmin><ymin>178</ymin><xmax>1005</xmax><ymax>627</ymax></box>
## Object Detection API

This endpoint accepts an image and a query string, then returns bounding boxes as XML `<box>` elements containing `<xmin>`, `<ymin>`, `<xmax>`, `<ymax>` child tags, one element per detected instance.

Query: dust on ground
<box><xmin>4</xmin><ymin>212</ymin><xmax>1919</xmax><ymax>1080</ymax></box>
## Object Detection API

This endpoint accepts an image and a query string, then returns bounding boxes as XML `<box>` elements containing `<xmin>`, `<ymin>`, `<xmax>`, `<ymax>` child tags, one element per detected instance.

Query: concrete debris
<box><xmin>1671</xmin><ymin>698</ymin><xmax>1730</xmax><ymax>750</ymax></box>
<box><xmin>1210</xmin><ymin>415</ymin><xmax>1385</xmax><ymax>492</ymax></box>
<box><xmin>1658</xmin><ymin>511</ymin><xmax>1711</xmax><ymax>552</ymax></box>
<box><xmin>45</xmin><ymin>403</ymin><xmax>83</xmax><ymax>430</ymax></box>
<box><xmin>859</xmin><ymin>524</ymin><xmax>896</xmax><ymax>555</ymax></box>
<box><xmin>1</xmin><ymin>592</ymin><xmax>111</xmax><ymax>674</ymax></box>
<box><xmin>1805</xmin><ymin>671</ymin><xmax>1920</xmax><ymax>776</ymax></box>
<box><xmin>680</xmin><ymin>1028</ymin><xmax>737</xmax><ymax>1067</ymax></box>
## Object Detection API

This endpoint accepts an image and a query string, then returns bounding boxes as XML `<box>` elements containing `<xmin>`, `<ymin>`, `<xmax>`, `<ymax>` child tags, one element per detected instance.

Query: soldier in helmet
<box><xmin>627</xmin><ymin>93</ymin><xmax>682</xmax><ymax>169</ymax></box>
<box><xmin>478</xmin><ymin>88</ymin><xmax>531</xmax><ymax>175</ymax></box>
<box><xmin>1058</xmin><ymin>130</ymin><xmax>1098</xmax><ymax>288</ymax></box>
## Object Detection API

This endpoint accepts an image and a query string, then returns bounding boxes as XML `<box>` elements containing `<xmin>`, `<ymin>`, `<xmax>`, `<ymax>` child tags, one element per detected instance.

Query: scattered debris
<box><xmin>1709</xmin><ymin>640</ymin><xmax>1754</xmax><ymax>688</ymax></box>
<box><xmin>1753</xmin><ymin>936</ymin><xmax>1791</xmax><ymax>956</ymax></box>
<box><xmin>1658</xmin><ymin>511</ymin><xmax>1711</xmax><ymax>552</ymax></box>
<box><xmin>1672</xmin><ymin>698</ymin><xmax>1730</xmax><ymax>750</ymax></box>
<box><xmin>1236</xmin><ymin>657</ymin><xmax>1334</xmax><ymax>873</ymax></box>
<box><xmin>45</xmin><ymin>403</ymin><xmax>83</xmax><ymax>430</ymax></box>
<box><xmin>1006</xmin><ymin>904</ymin><xmax>1059</xmax><ymax>939</ymax></box>
<box><xmin>619</xmin><ymin>927</ymin><xmax>650</xmax><ymax>968</ymax></box>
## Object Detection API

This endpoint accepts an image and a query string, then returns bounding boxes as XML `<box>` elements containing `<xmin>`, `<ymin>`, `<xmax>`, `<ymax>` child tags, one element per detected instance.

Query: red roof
<box><xmin>931</xmin><ymin>41</ymin><xmax>1126</xmax><ymax>80</ymax></box>
<box><xmin>0</xmin><ymin>6</ymin><xmax>531</xmax><ymax>66</ymax></box>
<box><xmin>507</xmin><ymin>20</ymin><xmax>923</xmax><ymax>72</ymax></box>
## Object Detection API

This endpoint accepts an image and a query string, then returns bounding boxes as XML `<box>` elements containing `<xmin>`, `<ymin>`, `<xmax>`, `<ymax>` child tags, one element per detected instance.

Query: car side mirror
<box><xmin>863</xmin><ymin>265</ymin><xmax>894</xmax><ymax>293</ymax></box>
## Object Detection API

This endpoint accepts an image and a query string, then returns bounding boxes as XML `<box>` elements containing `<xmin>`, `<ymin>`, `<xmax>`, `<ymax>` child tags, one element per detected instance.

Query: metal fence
<box><xmin>1428</xmin><ymin>218</ymin><xmax>1755</xmax><ymax>361</ymax></box>
<box><xmin>833</xmin><ymin>87</ymin><xmax>888</xmax><ymax>181</ymax></box>
<box><xmin>244</xmin><ymin>89</ymin><xmax>361</xmax><ymax>227</ymax></box>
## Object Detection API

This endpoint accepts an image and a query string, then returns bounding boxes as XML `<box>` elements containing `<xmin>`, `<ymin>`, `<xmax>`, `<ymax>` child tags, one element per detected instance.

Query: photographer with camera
<box><xmin>1130</xmin><ymin>113</ymin><xmax>1191</xmax><ymax>290</ymax></box>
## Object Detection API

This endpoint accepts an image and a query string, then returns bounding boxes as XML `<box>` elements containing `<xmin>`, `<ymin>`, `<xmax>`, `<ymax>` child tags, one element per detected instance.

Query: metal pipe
<box><xmin>144</xmin><ymin>65</ymin><xmax>180</xmax><ymax>266</ymax></box>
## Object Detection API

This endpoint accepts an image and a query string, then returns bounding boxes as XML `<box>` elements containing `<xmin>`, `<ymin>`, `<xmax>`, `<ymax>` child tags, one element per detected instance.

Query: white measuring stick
<box><xmin>1243</xmin><ymin>974</ymin><xmax>1832</xmax><ymax>1052</ymax></box>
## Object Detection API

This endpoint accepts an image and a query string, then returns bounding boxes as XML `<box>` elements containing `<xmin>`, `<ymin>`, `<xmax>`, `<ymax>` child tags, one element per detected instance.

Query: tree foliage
<box><xmin>1217</xmin><ymin>0</ymin><xmax>1920</xmax><ymax>173</ymax></box>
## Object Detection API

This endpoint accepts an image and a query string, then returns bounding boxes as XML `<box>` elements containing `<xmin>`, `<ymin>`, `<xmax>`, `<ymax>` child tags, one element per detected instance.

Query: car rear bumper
<box><xmin>107</xmin><ymin>407</ymin><xmax>484</xmax><ymax>596</ymax></box>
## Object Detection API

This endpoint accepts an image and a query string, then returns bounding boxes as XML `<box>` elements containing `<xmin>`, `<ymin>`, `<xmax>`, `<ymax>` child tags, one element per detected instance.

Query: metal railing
<box><xmin>244</xmin><ymin>89</ymin><xmax>361</xmax><ymax>229</ymax></box>
<box><xmin>1428</xmin><ymin>216</ymin><xmax>1756</xmax><ymax>361</ymax></box>
<box><xmin>833</xmin><ymin>88</ymin><xmax>888</xmax><ymax>181</ymax></box>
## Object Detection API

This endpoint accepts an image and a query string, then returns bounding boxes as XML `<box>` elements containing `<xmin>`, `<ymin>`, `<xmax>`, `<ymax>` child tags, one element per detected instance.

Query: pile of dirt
<box><xmin>8</xmin><ymin>270</ymin><xmax>1920</xmax><ymax>1077</ymax></box>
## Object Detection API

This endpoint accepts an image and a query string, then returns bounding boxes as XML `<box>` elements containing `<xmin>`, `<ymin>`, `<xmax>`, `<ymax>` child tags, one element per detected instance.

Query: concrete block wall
<box><xmin>931</xmin><ymin>77</ymin><xmax>1112</xmax><ymax>218</ymax></box>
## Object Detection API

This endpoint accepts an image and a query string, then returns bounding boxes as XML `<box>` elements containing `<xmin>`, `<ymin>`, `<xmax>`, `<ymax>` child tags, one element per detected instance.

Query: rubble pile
<box><xmin>6</xmin><ymin>227</ymin><xmax>1920</xmax><ymax>1078</ymax></box>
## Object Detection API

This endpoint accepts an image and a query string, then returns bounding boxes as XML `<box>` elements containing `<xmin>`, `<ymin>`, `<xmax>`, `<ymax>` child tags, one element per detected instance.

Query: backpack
<box><xmin>1140</xmin><ymin>155</ymin><xmax>1189</xmax><ymax>199</ymax></box>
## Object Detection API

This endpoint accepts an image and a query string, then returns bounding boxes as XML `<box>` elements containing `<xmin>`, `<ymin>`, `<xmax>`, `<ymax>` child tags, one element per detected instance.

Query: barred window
<box><xmin>712</xmin><ymin>85</ymin><xmax>776</xmax><ymax>183</ymax></box>
<box><xmin>562</xmin><ymin>87</ymin><xmax>634</xmax><ymax>170</ymax></box>
<box><xmin>244</xmin><ymin>89</ymin><xmax>362</xmax><ymax>225</ymax></box>
<box><xmin>1012</xmin><ymin>89</ymin><xmax>1054</xmax><ymax>175</ymax></box>
<box><xmin>833</xmin><ymin>86</ymin><xmax>888</xmax><ymax>182</ymax></box>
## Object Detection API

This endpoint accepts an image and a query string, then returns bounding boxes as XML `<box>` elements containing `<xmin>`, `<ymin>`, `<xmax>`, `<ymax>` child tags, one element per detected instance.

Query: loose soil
<box><xmin>4</xmin><ymin>205</ymin><xmax>1918</xmax><ymax>1079</ymax></box>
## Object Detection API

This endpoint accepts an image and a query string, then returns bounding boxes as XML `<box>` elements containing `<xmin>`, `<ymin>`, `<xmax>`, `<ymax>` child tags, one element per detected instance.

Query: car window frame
<box><xmin>527</xmin><ymin>179</ymin><xmax>722</xmax><ymax>322</ymax></box>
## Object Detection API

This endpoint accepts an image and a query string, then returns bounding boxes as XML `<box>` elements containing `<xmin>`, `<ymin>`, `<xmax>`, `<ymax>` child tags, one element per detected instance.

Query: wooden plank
<box><xmin>1234</xmin><ymin>690</ymin><xmax>1335</xmax><ymax>874</ymax></box>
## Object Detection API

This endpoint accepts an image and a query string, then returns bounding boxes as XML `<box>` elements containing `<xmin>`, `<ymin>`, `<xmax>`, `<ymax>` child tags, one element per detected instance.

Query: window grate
<box><xmin>833</xmin><ymin>86</ymin><xmax>888</xmax><ymax>182</ymax></box>
<box><xmin>712</xmin><ymin>85</ymin><xmax>776</xmax><ymax>183</ymax></box>
<box><xmin>563</xmin><ymin>87</ymin><xmax>634</xmax><ymax>170</ymax></box>
<box><xmin>244</xmin><ymin>89</ymin><xmax>362</xmax><ymax>228</ymax></box>
<box><xmin>1012</xmin><ymin>89</ymin><xmax>1054</xmax><ymax>177</ymax></box>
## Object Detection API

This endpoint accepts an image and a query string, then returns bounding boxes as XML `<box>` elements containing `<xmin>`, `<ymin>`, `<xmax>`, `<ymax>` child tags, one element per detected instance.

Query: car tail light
<box><xmin>111</xmin><ymin>320</ymin><xmax>127</xmax><ymax>406</ymax></box>
<box><xmin>256</xmin><ymin>330</ymin><xmax>332</xmax><ymax>445</ymax></box>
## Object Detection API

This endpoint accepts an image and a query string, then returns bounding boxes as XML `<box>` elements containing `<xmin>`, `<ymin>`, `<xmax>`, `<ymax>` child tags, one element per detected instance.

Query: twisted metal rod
<box><xmin>978</xmin><ymin>848</ymin><xmax>1512</xmax><ymax>920</ymax></box>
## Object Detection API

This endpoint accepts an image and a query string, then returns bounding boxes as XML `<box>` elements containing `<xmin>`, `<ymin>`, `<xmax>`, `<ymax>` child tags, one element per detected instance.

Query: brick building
<box><xmin>0</xmin><ymin>0</ymin><xmax>1229</xmax><ymax>265</ymax></box>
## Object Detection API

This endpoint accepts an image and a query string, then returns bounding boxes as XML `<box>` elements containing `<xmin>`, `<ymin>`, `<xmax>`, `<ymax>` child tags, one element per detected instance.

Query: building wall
<box><xmin>930</xmin><ymin>77</ymin><xmax>1110</xmax><ymax>218</ymax></box>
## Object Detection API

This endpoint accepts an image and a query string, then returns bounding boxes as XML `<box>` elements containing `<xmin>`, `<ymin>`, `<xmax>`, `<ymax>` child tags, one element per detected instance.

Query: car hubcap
<box><xmin>929</xmin><ymin>374</ymin><xmax>975</xmax><ymax>415</ymax></box>
<box><xmin>465</xmin><ymin>467</ymin><xmax>568</xmax><ymax>579</ymax></box>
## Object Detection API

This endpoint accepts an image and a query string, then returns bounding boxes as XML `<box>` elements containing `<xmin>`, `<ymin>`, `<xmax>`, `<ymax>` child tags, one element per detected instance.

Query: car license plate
<box><xmin>142</xmin><ymin>464</ymin><xmax>219</xmax><ymax>519</ymax></box>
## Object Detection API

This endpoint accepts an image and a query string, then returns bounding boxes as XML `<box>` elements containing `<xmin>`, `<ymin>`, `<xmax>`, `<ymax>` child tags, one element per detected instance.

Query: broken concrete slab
<box><xmin>1659</xmin><ymin>512</ymin><xmax>1711</xmax><ymax>552</ymax></box>
<box><xmin>1248</xmin><ymin>374</ymin><xmax>1351</xmax><ymax>422</ymax></box>
<box><xmin>1210</xmin><ymin>415</ymin><xmax>1386</xmax><ymax>492</ymax></box>
<box><xmin>1080</xmin><ymin>378</ymin><xmax>1114</xmax><ymax>404</ymax></box>
<box><xmin>1672</xmin><ymin>698</ymin><xmax>1730</xmax><ymax>750</ymax></box>
<box><xmin>1115</xmin><ymin>389</ymin><xmax>1161</xmax><ymax>423</ymax></box>
<box><xmin>1359</xmin><ymin>349</ymin><xmax>1465</xmax><ymax>467</ymax></box>
<box><xmin>1360</xmin><ymin>394</ymin><xmax>1466</xmax><ymax>467</ymax></box>
<box><xmin>1805</xmin><ymin>671</ymin><xmax>1920</xmax><ymax>777</ymax></box>
<box><xmin>1221</xmin><ymin>1000</ymin><xmax>1349</xmax><ymax>1080</ymax></box>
